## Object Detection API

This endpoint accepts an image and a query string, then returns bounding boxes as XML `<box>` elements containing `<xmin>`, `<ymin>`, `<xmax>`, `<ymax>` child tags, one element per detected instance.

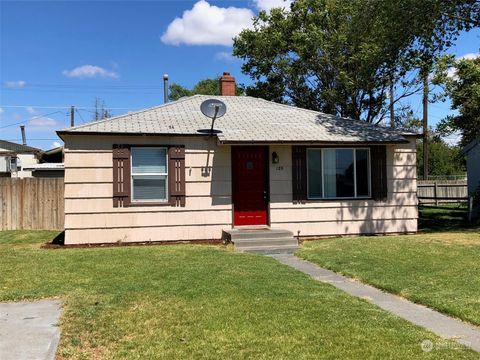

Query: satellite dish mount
<box><xmin>198</xmin><ymin>99</ymin><xmax>227</xmax><ymax>135</ymax></box>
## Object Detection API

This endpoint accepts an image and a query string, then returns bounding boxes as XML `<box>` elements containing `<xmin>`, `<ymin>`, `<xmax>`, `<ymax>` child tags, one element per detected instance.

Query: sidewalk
<box><xmin>0</xmin><ymin>300</ymin><xmax>62</xmax><ymax>360</ymax></box>
<box><xmin>273</xmin><ymin>254</ymin><xmax>480</xmax><ymax>353</ymax></box>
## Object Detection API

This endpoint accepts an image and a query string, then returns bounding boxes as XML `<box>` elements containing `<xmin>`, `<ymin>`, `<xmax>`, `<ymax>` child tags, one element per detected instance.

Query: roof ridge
<box><xmin>61</xmin><ymin>96</ymin><xmax>196</xmax><ymax>132</ymax></box>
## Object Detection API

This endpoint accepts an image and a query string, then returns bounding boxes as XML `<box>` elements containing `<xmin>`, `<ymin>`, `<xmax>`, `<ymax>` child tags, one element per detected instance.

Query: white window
<box><xmin>131</xmin><ymin>147</ymin><xmax>168</xmax><ymax>202</ymax></box>
<box><xmin>307</xmin><ymin>148</ymin><xmax>371</xmax><ymax>199</ymax></box>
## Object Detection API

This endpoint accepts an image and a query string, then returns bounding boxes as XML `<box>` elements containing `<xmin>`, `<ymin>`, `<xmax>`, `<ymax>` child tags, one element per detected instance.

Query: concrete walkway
<box><xmin>0</xmin><ymin>300</ymin><xmax>62</xmax><ymax>360</ymax></box>
<box><xmin>273</xmin><ymin>254</ymin><xmax>480</xmax><ymax>353</ymax></box>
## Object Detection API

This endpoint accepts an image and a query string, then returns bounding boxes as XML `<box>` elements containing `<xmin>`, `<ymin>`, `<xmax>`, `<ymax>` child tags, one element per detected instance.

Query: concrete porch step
<box><xmin>236</xmin><ymin>244</ymin><xmax>299</xmax><ymax>255</ymax></box>
<box><xmin>234</xmin><ymin>237</ymin><xmax>298</xmax><ymax>248</ymax></box>
<box><xmin>222</xmin><ymin>228</ymin><xmax>294</xmax><ymax>242</ymax></box>
<box><xmin>222</xmin><ymin>227</ymin><xmax>299</xmax><ymax>255</ymax></box>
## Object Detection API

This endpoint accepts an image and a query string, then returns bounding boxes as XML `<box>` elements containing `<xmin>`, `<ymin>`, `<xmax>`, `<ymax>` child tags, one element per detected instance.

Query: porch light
<box><xmin>272</xmin><ymin>151</ymin><xmax>279</xmax><ymax>164</ymax></box>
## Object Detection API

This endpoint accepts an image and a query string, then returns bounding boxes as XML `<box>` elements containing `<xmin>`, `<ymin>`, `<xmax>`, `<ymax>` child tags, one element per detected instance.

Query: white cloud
<box><xmin>52</xmin><ymin>141</ymin><xmax>62</xmax><ymax>148</ymax></box>
<box><xmin>4</xmin><ymin>80</ymin><xmax>26</xmax><ymax>88</ymax></box>
<box><xmin>447</xmin><ymin>52</ymin><xmax>479</xmax><ymax>79</ymax></box>
<box><xmin>459</xmin><ymin>53</ymin><xmax>479</xmax><ymax>61</ymax></box>
<box><xmin>29</xmin><ymin>116</ymin><xmax>57</xmax><ymax>127</ymax></box>
<box><xmin>254</xmin><ymin>0</ymin><xmax>292</xmax><ymax>11</ymax></box>
<box><xmin>62</xmin><ymin>65</ymin><xmax>118</xmax><ymax>79</ymax></box>
<box><xmin>215</xmin><ymin>51</ymin><xmax>235</xmax><ymax>61</ymax></box>
<box><xmin>161</xmin><ymin>1</ymin><xmax>254</xmax><ymax>46</ymax></box>
<box><xmin>26</xmin><ymin>106</ymin><xmax>37</xmax><ymax>115</ymax></box>
<box><xmin>0</xmin><ymin>107</ymin><xmax>4</xmax><ymax>114</ymax></box>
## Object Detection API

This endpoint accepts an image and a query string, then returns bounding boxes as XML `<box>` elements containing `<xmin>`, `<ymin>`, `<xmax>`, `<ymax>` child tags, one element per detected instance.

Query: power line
<box><xmin>2</xmin><ymin>88</ymin><xmax>165</xmax><ymax>95</ymax></box>
<box><xmin>4</xmin><ymin>139</ymin><xmax>60</xmax><ymax>141</ymax></box>
<box><xmin>0</xmin><ymin>105</ymin><xmax>136</xmax><ymax>110</ymax></box>
<box><xmin>0</xmin><ymin>120</ymin><xmax>24</xmax><ymax>129</ymax></box>
<box><xmin>0</xmin><ymin>110</ymin><xmax>64</xmax><ymax>129</ymax></box>
<box><xmin>75</xmin><ymin>109</ymin><xmax>87</xmax><ymax>124</ymax></box>
<box><xmin>2</xmin><ymin>83</ymin><xmax>164</xmax><ymax>90</ymax></box>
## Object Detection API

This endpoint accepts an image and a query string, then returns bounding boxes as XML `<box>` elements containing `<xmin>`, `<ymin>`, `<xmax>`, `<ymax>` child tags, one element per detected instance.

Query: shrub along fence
<box><xmin>0</xmin><ymin>178</ymin><xmax>64</xmax><ymax>230</ymax></box>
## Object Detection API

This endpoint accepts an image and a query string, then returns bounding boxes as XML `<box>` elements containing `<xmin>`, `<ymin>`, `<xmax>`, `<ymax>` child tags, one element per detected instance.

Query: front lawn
<box><xmin>0</xmin><ymin>231</ymin><xmax>475</xmax><ymax>359</ymax></box>
<box><xmin>418</xmin><ymin>204</ymin><xmax>475</xmax><ymax>232</ymax></box>
<box><xmin>297</xmin><ymin>231</ymin><xmax>480</xmax><ymax>327</ymax></box>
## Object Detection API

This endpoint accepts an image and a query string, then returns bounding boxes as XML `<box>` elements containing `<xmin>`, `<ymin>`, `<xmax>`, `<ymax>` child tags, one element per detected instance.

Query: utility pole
<box><xmin>70</xmin><ymin>105</ymin><xmax>75</xmax><ymax>127</ymax></box>
<box><xmin>422</xmin><ymin>72</ymin><xmax>429</xmax><ymax>180</ymax></box>
<box><xmin>389</xmin><ymin>82</ymin><xmax>395</xmax><ymax>128</ymax></box>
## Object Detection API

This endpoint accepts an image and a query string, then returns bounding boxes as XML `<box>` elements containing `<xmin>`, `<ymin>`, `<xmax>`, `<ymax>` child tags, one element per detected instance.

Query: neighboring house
<box><xmin>460</xmin><ymin>137</ymin><xmax>480</xmax><ymax>218</ymax></box>
<box><xmin>0</xmin><ymin>140</ymin><xmax>42</xmax><ymax>178</ymax></box>
<box><xmin>57</xmin><ymin>72</ymin><xmax>418</xmax><ymax>245</ymax></box>
<box><xmin>23</xmin><ymin>146</ymin><xmax>65</xmax><ymax>178</ymax></box>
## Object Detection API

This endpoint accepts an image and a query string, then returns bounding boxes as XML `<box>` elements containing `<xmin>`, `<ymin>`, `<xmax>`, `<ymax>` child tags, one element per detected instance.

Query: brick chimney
<box><xmin>219</xmin><ymin>72</ymin><xmax>236</xmax><ymax>96</ymax></box>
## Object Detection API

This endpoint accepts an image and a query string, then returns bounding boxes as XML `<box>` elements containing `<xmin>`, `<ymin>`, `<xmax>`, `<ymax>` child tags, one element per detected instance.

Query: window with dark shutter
<box><xmin>113</xmin><ymin>144</ymin><xmax>186</xmax><ymax>207</ymax></box>
<box><xmin>371</xmin><ymin>145</ymin><xmax>388</xmax><ymax>201</ymax></box>
<box><xmin>168</xmin><ymin>145</ymin><xmax>186</xmax><ymax>207</ymax></box>
<box><xmin>112</xmin><ymin>145</ymin><xmax>131</xmax><ymax>207</ymax></box>
<box><xmin>292</xmin><ymin>146</ymin><xmax>307</xmax><ymax>203</ymax></box>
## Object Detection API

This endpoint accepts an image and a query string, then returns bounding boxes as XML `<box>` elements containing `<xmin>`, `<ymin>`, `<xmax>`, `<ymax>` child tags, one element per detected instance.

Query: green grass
<box><xmin>0</xmin><ymin>231</ymin><xmax>475</xmax><ymax>359</ymax></box>
<box><xmin>297</xmin><ymin>231</ymin><xmax>480</xmax><ymax>328</ymax></box>
<box><xmin>418</xmin><ymin>204</ymin><xmax>478</xmax><ymax>232</ymax></box>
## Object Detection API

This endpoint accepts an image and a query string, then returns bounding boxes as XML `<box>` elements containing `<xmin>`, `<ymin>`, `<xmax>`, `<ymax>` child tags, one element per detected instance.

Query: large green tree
<box><xmin>434</xmin><ymin>56</ymin><xmax>480</xmax><ymax>146</ymax></box>
<box><xmin>169</xmin><ymin>78</ymin><xmax>243</xmax><ymax>101</ymax></box>
<box><xmin>416</xmin><ymin>136</ymin><xmax>466</xmax><ymax>178</ymax></box>
<box><xmin>233</xmin><ymin>0</ymin><xmax>479</xmax><ymax>123</ymax></box>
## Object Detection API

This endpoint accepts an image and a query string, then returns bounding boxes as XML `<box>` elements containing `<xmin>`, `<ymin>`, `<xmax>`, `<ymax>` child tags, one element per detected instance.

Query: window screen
<box><xmin>131</xmin><ymin>148</ymin><xmax>168</xmax><ymax>201</ymax></box>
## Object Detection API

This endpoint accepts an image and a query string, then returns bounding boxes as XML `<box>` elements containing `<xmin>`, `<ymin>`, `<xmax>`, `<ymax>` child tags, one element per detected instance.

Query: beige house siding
<box><xmin>268</xmin><ymin>136</ymin><xmax>418</xmax><ymax>236</ymax></box>
<box><xmin>63</xmin><ymin>134</ymin><xmax>417</xmax><ymax>244</ymax></box>
<box><xmin>63</xmin><ymin>135</ymin><xmax>232</xmax><ymax>244</ymax></box>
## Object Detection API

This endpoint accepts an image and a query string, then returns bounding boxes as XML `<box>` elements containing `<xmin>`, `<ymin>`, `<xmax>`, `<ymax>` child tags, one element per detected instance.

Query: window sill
<box><xmin>304</xmin><ymin>197</ymin><xmax>373</xmax><ymax>202</ymax></box>
<box><xmin>128</xmin><ymin>201</ymin><xmax>172</xmax><ymax>207</ymax></box>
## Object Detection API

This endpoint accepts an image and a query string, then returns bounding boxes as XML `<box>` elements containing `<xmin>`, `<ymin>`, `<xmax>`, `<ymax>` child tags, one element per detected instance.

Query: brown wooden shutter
<box><xmin>112</xmin><ymin>145</ymin><xmax>131</xmax><ymax>207</ymax></box>
<box><xmin>292</xmin><ymin>146</ymin><xmax>307</xmax><ymax>203</ymax></box>
<box><xmin>168</xmin><ymin>145</ymin><xmax>186</xmax><ymax>207</ymax></box>
<box><xmin>371</xmin><ymin>145</ymin><xmax>388</xmax><ymax>201</ymax></box>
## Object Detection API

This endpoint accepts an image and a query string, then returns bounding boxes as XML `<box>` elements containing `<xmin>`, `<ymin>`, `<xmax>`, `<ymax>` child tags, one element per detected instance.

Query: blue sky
<box><xmin>0</xmin><ymin>0</ymin><xmax>479</xmax><ymax>150</ymax></box>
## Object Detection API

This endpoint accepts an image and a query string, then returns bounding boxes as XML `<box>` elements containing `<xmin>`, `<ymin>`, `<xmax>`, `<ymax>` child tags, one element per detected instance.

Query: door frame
<box><xmin>231</xmin><ymin>145</ymin><xmax>270</xmax><ymax>228</ymax></box>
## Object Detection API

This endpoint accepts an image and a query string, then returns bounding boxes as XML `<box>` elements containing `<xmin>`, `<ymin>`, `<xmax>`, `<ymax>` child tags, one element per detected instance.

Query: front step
<box><xmin>236</xmin><ymin>245</ymin><xmax>299</xmax><ymax>255</ymax></box>
<box><xmin>234</xmin><ymin>237</ymin><xmax>298</xmax><ymax>248</ymax></box>
<box><xmin>222</xmin><ymin>228</ymin><xmax>299</xmax><ymax>255</ymax></box>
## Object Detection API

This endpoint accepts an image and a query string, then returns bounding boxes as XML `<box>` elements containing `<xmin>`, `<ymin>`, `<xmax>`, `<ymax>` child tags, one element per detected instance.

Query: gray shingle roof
<box><xmin>0</xmin><ymin>139</ymin><xmax>42</xmax><ymax>154</ymax></box>
<box><xmin>57</xmin><ymin>95</ymin><xmax>410</xmax><ymax>143</ymax></box>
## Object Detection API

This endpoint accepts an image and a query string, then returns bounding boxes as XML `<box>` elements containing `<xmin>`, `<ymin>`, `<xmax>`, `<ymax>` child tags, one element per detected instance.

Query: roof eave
<box><xmin>217</xmin><ymin>140</ymin><xmax>409</xmax><ymax>145</ymax></box>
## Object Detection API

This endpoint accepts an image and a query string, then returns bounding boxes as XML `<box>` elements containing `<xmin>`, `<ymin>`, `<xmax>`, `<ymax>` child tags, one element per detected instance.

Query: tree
<box><xmin>233</xmin><ymin>0</ymin><xmax>479</xmax><ymax>123</ymax></box>
<box><xmin>416</xmin><ymin>134</ymin><xmax>466</xmax><ymax>178</ymax></box>
<box><xmin>433</xmin><ymin>56</ymin><xmax>480</xmax><ymax>146</ymax></box>
<box><xmin>93</xmin><ymin>97</ymin><xmax>111</xmax><ymax>121</ymax></box>
<box><xmin>169</xmin><ymin>77</ymin><xmax>243</xmax><ymax>101</ymax></box>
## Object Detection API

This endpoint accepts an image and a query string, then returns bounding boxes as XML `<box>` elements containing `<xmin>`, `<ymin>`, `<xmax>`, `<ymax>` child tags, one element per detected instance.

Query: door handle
<box><xmin>263</xmin><ymin>190</ymin><xmax>267</xmax><ymax>201</ymax></box>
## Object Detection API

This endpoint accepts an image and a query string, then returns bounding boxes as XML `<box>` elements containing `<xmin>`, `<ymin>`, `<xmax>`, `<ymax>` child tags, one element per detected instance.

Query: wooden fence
<box><xmin>0</xmin><ymin>178</ymin><xmax>64</xmax><ymax>230</ymax></box>
<box><xmin>417</xmin><ymin>180</ymin><xmax>468</xmax><ymax>204</ymax></box>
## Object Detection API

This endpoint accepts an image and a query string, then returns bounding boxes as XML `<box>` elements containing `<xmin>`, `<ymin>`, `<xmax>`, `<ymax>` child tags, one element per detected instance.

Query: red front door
<box><xmin>232</xmin><ymin>146</ymin><xmax>268</xmax><ymax>226</ymax></box>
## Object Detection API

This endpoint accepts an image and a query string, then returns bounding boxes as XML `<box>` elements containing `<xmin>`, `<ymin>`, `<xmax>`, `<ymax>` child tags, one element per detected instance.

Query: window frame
<box><xmin>306</xmin><ymin>147</ymin><xmax>371</xmax><ymax>200</ymax></box>
<box><xmin>130</xmin><ymin>146</ymin><xmax>169</xmax><ymax>203</ymax></box>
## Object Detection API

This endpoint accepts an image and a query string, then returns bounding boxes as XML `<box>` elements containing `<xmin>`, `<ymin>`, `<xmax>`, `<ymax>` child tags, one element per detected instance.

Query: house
<box><xmin>57</xmin><ymin>72</ymin><xmax>418</xmax><ymax>247</ymax></box>
<box><xmin>0</xmin><ymin>140</ymin><xmax>42</xmax><ymax>178</ymax></box>
<box><xmin>23</xmin><ymin>146</ymin><xmax>65</xmax><ymax>178</ymax></box>
<box><xmin>460</xmin><ymin>137</ymin><xmax>480</xmax><ymax>219</ymax></box>
<box><xmin>0</xmin><ymin>140</ymin><xmax>64</xmax><ymax>178</ymax></box>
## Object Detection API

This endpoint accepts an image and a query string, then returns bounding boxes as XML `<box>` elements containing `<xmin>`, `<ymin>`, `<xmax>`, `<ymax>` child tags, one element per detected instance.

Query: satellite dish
<box><xmin>198</xmin><ymin>99</ymin><xmax>226</xmax><ymax>135</ymax></box>
<box><xmin>200</xmin><ymin>99</ymin><xmax>227</xmax><ymax>119</ymax></box>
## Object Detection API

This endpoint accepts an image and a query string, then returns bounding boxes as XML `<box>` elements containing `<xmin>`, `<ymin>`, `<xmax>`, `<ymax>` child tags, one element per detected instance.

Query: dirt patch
<box><xmin>42</xmin><ymin>238</ymin><xmax>224</xmax><ymax>249</ymax></box>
